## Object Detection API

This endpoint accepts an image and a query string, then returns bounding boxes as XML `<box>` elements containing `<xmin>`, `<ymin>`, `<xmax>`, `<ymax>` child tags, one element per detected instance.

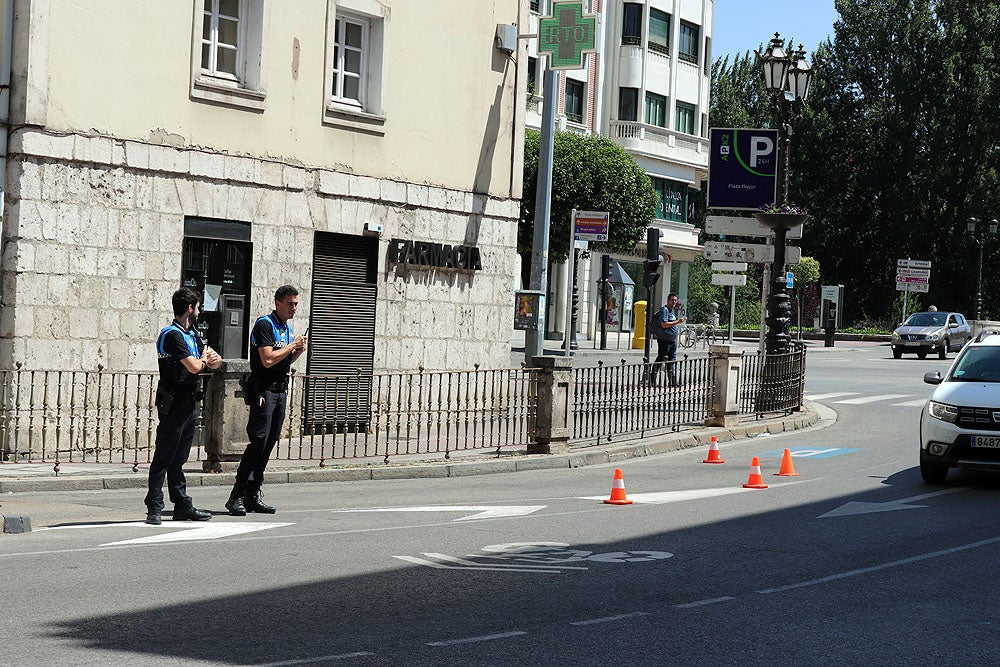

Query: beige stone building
<box><xmin>0</xmin><ymin>0</ymin><xmax>526</xmax><ymax>376</ymax></box>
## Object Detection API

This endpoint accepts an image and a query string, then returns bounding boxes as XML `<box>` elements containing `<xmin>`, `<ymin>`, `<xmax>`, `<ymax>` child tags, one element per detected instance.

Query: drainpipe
<box><xmin>0</xmin><ymin>0</ymin><xmax>13</xmax><ymax>226</ymax></box>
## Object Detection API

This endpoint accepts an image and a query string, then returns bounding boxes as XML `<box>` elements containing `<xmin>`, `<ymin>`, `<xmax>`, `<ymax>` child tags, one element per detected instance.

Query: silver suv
<box><xmin>920</xmin><ymin>330</ymin><xmax>1000</xmax><ymax>482</ymax></box>
<box><xmin>891</xmin><ymin>311</ymin><xmax>972</xmax><ymax>359</ymax></box>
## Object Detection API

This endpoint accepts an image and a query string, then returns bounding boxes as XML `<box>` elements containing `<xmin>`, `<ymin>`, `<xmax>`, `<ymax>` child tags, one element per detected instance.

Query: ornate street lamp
<box><xmin>755</xmin><ymin>34</ymin><xmax>814</xmax><ymax>356</ymax></box>
<box><xmin>966</xmin><ymin>217</ymin><xmax>997</xmax><ymax>320</ymax></box>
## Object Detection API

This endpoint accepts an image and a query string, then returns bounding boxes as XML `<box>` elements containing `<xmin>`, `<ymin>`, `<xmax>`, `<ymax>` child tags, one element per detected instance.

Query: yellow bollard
<box><xmin>632</xmin><ymin>301</ymin><xmax>646</xmax><ymax>349</ymax></box>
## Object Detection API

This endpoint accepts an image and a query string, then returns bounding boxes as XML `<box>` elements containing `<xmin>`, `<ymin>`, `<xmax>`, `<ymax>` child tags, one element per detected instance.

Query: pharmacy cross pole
<box><xmin>538</xmin><ymin>2</ymin><xmax>597</xmax><ymax>69</ymax></box>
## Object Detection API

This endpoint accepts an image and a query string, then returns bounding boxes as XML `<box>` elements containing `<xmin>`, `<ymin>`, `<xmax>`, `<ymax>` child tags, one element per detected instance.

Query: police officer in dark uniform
<box><xmin>145</xmin><ymin>287</ymin><xmax>222</xmax><ymax>525</ymax></box>
<box><xmin>226</xmin><ymin>285</ymin><xmax>307</xmax><ymax>515</ymax></box>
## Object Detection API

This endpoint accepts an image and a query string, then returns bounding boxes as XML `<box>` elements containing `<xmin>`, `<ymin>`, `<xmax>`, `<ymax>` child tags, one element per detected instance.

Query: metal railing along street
<box><xmin>572</xmin><ymin>356</ymin><xmax>713</xmax><ymax>445</ymax></box>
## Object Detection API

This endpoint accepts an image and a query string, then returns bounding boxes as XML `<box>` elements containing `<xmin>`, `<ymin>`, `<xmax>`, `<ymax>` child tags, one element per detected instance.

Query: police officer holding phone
<box><xmin>226</xmin><ymin>285</ymin><xmax>307</xmax><ymax>515</ymax></box>
<box><xmin>145</xmin><ymin>288</ymin><xmax>222</xmax><ymax>525</ymax></box>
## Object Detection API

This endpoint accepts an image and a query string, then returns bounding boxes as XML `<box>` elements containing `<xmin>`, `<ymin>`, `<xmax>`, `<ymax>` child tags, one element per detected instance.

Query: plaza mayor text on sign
<box><xmin>388</xmin><ymin>238</ymin><xmax>484</xmax><ymax>271</ymax></box>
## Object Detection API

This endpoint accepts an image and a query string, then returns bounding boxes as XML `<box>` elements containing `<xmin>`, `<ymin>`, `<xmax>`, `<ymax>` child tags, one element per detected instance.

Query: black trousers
<box><xmin>145</xmin><ymin>394</ymin><xmax>197</xmax><ymax>512</ymax></box>
<box><xmin>235</xmin><ymin>389</ymin><xmax>288</xmax><ymax>491</ymax></box>
<box><xmin>653</xmin><ymin>337</ymin><xmax>678</xmax><ymax>386</ymax></box>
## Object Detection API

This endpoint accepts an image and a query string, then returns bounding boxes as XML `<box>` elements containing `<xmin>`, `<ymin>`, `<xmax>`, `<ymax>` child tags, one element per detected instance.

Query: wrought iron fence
<box><xmin>738</xmin><ymin>344</ymin><xmax>806</xmax><ymax>416</ymax></box>
<box><xmin>273</xmin><ymin>366</ymin><xmax>538</xmax><ymax>464</ymax></box>
<box><xmin>572</xmin><ymin>356</ymin><xmax>714</xmax><ymax>445</ymax></box>
<box><xmin>0</xmin><ymin>366</ymin><xmax>201</xmax><ymax>467</ymax></box>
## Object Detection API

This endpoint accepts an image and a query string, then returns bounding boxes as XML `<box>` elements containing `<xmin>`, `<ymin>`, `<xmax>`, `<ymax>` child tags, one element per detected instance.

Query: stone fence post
<box><xmin>201</xmin><ymin>359</ymin><xmax>251</xmax><ymax>472</ymax></box>
<box><xmin>527</xmin><ymin>356</ymin><xmax>574</xmax><ymax>454</ymax></box>
<box><xmin>706</xmin><ymin>344</ymin><xmax>742</xmax><ymax>427</ymax></box>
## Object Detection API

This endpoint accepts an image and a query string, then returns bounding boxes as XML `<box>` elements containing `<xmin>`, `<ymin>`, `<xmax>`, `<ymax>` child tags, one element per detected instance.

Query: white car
<box><xmin>919</xmin><ymin>330</ymin><xmax>1000</xmax><ymax>482</ymax></box>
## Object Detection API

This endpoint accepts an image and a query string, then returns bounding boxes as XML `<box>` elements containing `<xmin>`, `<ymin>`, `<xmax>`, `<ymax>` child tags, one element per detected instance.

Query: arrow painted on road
<box><xmin>336</xmin><ymin>506</ymin><xmax>547</xmax><ymax>521</ymax></box>
<box><xmin>97</xmin><ymin>521</ymin><xmax>294</xmax><ymax>545</ymax></box>
<box><xmin>818</xmin><ymin>488</ymin><xmax>966</xmax><ymax>518</ymax></box>
<box><xmin>579</xmin><ymin>487</ymin><xmax>760</xmax><ymax>504</ymax></box>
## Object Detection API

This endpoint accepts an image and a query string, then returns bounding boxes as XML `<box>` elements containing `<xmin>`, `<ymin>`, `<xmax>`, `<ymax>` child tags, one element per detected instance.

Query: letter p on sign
<box><xmin>750</xmin><ymin>137</ymin><xmax>774</xmax><ymax>168</ymax></box>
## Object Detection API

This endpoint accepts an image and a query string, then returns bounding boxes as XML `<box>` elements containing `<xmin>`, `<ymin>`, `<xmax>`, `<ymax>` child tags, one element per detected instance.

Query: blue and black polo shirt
<box><xmin>156</xmin><ymin>321</ymin><xmax>202</xmax><ymax>390</ymax></box>
<box><xmin>249</xmin><ymin>311</ymin><xmax>294</xmax><ymax>390</ymax></box>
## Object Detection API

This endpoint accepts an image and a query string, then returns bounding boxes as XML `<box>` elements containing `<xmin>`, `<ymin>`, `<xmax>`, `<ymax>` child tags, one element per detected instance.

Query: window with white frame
<box><xmin>201</xmin><ymin>0</ymin><xmax>245</xmax><ymax>81</ymax></box>
<box><xmin>324</xmin><ymin>0</ymin><xmax>389</xmax><ymax>133</ymax></box>
<box><xmin>191</xmin><ymin>0</ymin><xmax>266</xmax><ymax>111</ymax></box>
<box><xmin>332</xmin><ymin>15</ymin><xmax>368</xmax><ymax>107</ymax></box>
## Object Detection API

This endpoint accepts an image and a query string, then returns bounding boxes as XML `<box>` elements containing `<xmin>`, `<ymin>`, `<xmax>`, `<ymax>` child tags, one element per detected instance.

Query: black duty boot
<box><xmin>173</xmin><ymin>505</ymin><xmax>212</xmax><ymax>521</ymax></box>
<box><xmin>243</xmin><ymin>489</ymin><xmax>277</xmax><ymax>514</ymax></box>
<box><xmin>225</xmin><ymin>491</ymin><xmax>247</xmax><ymax>516</ymax></box>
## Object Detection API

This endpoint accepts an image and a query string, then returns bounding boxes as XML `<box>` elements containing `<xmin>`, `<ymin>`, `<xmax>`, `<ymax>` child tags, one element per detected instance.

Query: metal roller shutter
<box><xmin>305</xmin><ymin>231</ymin><xmax>378</xmax><ymax>429</ymax></box>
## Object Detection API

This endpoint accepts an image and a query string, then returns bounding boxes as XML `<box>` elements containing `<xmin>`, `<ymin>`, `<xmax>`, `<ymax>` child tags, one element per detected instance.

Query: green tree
<box><xmin>520</xmin><ymin>130</ymin><xmax>658</xmax><ymax>266</ymax></box>
<box><xmin>795</xmin><ymin>0</ymin><xmax>1000</xmax><ymax>323</ymax></box>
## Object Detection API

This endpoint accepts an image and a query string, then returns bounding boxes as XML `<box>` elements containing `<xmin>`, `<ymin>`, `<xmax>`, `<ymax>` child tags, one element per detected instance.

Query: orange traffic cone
<box><xmin>603</xmin><ymin>468</ymin><xmax>634</xmax><ymax>505</ymax></box>
<box><xmin>703</xmin><ymin>436</ymin><xmax>725</xmax><ymax>464</ymax></box>
<box><xmin>775</xmin><ymin>448</ymin><xmax>800</xmax><ymax>476</ymax></box>
<box><xmin>742</xmin><ymin>457</ymin><xmax>769</xmax><ymax>489</ymax></box>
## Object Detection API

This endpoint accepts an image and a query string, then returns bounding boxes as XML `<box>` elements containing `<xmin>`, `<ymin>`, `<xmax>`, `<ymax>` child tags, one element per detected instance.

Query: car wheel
<box><xmin>939</xmin><ymin>339</ymin><xmax>949</xmax><ymax>359</ymax></box>
<box><xmin>920</xmin><ymin>459</ymin><xmax>949</xmax><ymax>483</ymax></box>
<box><xmin>917</xmin><ymin>351</ymin><xmax>928</xmax><ymax>359</ymax></box>
<box><xmin>893</xmin><ymin>349</ymin><xmax>902</xmax><ymax>359</ymax></box>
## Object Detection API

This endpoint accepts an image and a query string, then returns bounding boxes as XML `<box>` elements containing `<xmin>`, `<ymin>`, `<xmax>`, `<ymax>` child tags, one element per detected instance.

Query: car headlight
<box><xmin>927</xmin><ymin>401</ymin><xmax>958</xmax><ymax>423</ymax></box>
<box><xmin>928</xmin><ymin>332</ymin><xmax>940</xmax><ymax>341</ymax></box>
<box><xmin>891</xmin><ymin>332</ymin><xmax>900</xmax><ymax>341</ymax></box>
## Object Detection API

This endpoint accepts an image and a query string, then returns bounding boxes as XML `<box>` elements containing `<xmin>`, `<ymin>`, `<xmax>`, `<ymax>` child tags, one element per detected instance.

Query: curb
<box><xmin>0</xmin><ymin>408</ymin><xmax>819</xmax><ymax>495</ymax></box>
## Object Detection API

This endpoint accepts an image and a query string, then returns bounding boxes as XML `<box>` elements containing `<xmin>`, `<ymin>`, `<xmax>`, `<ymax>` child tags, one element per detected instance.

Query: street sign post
<box><xmin>573</xmin><ymin>210</ymin><xmax>610</xmax><ymax>242</ymax></box>
<box><xmin>703</xmin><ymin>241</ymin><xmax>801</xmax><ymax>264</ymax></box>
<box><xmin>705</xmin><ymin>215</ymin><xmax>803</xmax><ymax>240</ymax></box>
<box><xmin>707</xmin><ymin>128</ymin><xmax>779</xmax><ymax>210</ymax></box>
<box><xmin>896</xmin><ymin>259</ymin><xmax>932</xmax><ymax>314</ymax></box>
<box><xmin>711</xmin><ymin>273</ymin><xmax>748</xmax><ymax>287</ymax></box>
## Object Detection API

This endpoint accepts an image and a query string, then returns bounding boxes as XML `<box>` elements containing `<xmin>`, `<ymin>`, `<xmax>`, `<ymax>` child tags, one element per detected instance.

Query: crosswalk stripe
<box><xmin>803</xmin><ymin>392</ymin><xmax>860</xmax><ymax>400</ymax></box>
<box><xmin>893</xmin><ymin>399</ymin><xmax>928</xmax><ymax>407</ymax></box>
<box><xmin>835</xmin><ymin>394</ymin><xmax>910</xmax><ymax>404</ymax></box>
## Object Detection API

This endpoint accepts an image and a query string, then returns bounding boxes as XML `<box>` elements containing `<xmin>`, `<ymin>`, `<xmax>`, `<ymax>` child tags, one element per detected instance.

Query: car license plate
<box><xmin>971</xmin><ymin>435</ymin><xmax>1000</xmax><ymax>448</ymax></box>
<box><xmin>903</xmin><ymin>341</ymin><xmax>921</xmax><ymax>346</ymax></box>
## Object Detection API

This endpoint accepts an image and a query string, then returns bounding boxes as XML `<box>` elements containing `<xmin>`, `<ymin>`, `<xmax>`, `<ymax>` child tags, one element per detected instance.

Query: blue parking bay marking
<box><xmin>760</xmin><ymin>447</ymin><xmax>861</xmax><ymax>459</ymax></box>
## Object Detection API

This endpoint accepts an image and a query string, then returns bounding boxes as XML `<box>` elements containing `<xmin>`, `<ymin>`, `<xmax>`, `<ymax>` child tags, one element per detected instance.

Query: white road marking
<box><xmin>835</xmin><ymin>394</ymin><xmax>910</xmax><ymax>404</ymax></box>
<box><xmin>427</xmin><ymin>632</ymin><xmax>527</xmax><ymax>646</ymax></box>
<box><xmin>893</xmin><ymin>399</ymin><xmax>928</xmax><ymax>407</ymax></box>
<box><xmin>758</xmin><ymin>535</ymin><xmax>1000</xmax><ymax>594</ymax></box>
<box><xmin>251</xmin><ymin>652</ymin><xmax>375</xmax><ymax>666</ymax></box>
<box><xmin>394</xmin><ymin>556</ymin><xmax>566</xmax><ymax>574</ymax></box>
<box><xmin>99</xmin><ymin>522</ymin><xmax>294</xmax><ymax>546</ymax></box>
<box><xmin>819</xmin><ymin>487</ymin><xmax>967</xmax><ymax>518</ymax></box>
<box><xmin>803</xmin><ymin>392</ymin><xmax>860</xmax><ymax>400</ymax></box>
<box><xmin>334</xmin><ymin>505</ymin><xmax>546</xmax><ymax>521</ymax></box>
<box><xmin>570</xmin><ymin>612</ymin><xmax>650</xmax><ymax>626</ymax></box>
<box><xmin>673</xmin><ymin>597</ymin><xmax>736</xmax><ymax>609</ymax></box>
<box><xmin>424</xmin><ymin>552</ymin><xmax>588</xmax><ymax>570</ymax></box>
<box><xmin>579</xmin><ymin>487</ymin><xmax>752</xmax><ymax>504</ymax></box>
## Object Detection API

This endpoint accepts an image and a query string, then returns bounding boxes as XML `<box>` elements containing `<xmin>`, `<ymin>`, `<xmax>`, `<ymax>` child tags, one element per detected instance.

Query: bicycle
<box><xmin>678</xmin><ymin>323</ymin><xmax>724</xmax><ymax>349</ymax></box>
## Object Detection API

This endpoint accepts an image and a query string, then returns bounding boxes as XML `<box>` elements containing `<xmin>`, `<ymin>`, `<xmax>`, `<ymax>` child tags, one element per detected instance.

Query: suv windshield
<box><xmin>950</xmin><ymin>347</ymin><xmax>1000</xmax><ymax>382</ymax></box>
<box><xmin>903</xmin><ymin>312</ymin><xmax>946</xmax><ymax>327</ymax></box>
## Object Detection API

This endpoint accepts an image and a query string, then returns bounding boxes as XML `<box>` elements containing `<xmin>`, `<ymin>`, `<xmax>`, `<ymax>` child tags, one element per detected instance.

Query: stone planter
<box><xmin>753</xmin><ymin>212</ymin><xmax>809</xmax><ymax>231</ymax></box>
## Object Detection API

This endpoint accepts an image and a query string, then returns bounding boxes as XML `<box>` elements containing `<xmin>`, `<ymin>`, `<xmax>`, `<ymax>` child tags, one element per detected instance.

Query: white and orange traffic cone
<box><xmin>603</xmin><ymin>468</ymin><xmax>634</xmax><ymax>505</ymax></box>
<box><xmin>775</xmin><ymin>448</ymin><xmax>800</xmax><ymax>477</ymax></box>
<box><xmin>703</xmin><ymin>436</ymin><xmax>725</xmax><ymax>464</ymax></box>
<box><xmin>742</xmin><ymin>457</ymin><xmax>768</xmax><ymax>489</ymax></box>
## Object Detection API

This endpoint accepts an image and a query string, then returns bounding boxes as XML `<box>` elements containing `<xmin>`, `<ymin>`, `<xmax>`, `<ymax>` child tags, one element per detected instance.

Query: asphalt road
<box><xmin>2</xmin><ymin>346</ymin><xmax>999</xmax><ymax>666</ymax></box>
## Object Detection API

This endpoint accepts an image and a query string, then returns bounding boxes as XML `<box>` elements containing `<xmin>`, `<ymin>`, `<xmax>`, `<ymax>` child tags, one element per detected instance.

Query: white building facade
<box><xmin>0</xmin><ymin>0</ymin><xmax>526</xmax><ymax>375</ymax></box>
<box><xmin>525</xmin><ymin>0</ymin><xmax>710</xmax><ymax>339</ymax></box>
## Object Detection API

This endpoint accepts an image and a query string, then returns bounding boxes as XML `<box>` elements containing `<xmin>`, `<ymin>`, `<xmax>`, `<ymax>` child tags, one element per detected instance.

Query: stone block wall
<box><xmin>2</xmin><ymin>129</ymin><xmax>519</xmax><ymax>373</ymax></box>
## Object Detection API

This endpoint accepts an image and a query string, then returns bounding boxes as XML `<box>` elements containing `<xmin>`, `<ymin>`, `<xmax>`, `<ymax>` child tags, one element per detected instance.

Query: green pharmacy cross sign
<box><xmin>538</xmin><ymin>2</ymin><xmax>597</xmax><ymax>70</ymax></box>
